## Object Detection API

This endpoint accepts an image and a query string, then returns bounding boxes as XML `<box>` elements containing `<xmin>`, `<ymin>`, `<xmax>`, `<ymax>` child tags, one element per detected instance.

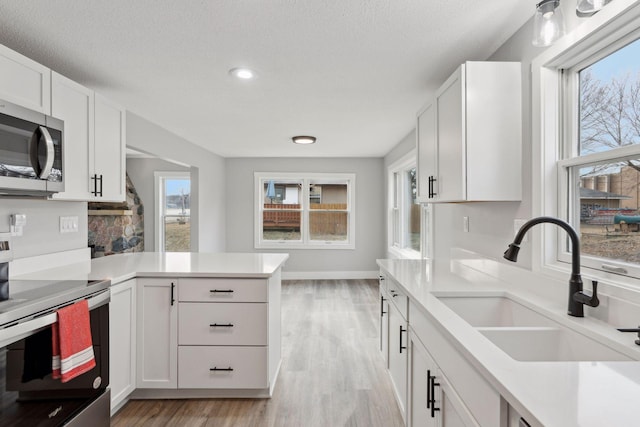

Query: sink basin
<box><xmin>436</xmin><ymin>294</ymin><xmax>554</xmax><ymax>327</ymax></box>
<box><xmin>435</xmin><ymin>293</ymin><xmax>633</xmax><ymax>362</ymax></box>
<box><xmin>478</xmin><ymin>327</ymin><xmax>632</xmax><ymax>362</ymax></box>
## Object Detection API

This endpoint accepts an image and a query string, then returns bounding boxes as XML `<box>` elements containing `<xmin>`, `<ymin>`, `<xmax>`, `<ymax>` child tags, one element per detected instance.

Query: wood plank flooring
<box><xmin>111</xmin><ymin>279</ymin><xmax>404</xmax><ymax>427</ymax></box>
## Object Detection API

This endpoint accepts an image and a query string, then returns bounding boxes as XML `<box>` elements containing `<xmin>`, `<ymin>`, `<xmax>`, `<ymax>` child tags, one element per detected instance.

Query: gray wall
<box><xmin>126</xmin><ymin>157</ymin><xmax>190</xmax><ymax>252</ymax></box>
<box><xmin>0</xmin><ymin>199</ymin><xmax>87</xmax><ymax>260</ymax></box>
<box><xmin>225</xmin><ymin>157</ymin><xmax>385</xmax><ymax>275</ymax></box>
<box><xmin>126</xmin><ymin>112</ymin><xmax>226</xmax><ymax>253</ymax></box>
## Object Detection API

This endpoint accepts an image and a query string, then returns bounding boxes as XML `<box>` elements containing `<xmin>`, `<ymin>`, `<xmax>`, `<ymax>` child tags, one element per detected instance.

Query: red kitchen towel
<box><xmin>51</xmin><ymin>299</ymin><xmax>95</xmax><ymax>383</ymax></box>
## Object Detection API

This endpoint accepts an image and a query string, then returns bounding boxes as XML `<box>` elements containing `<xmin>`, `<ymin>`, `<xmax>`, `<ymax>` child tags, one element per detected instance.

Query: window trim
<box><xmin>254</xmin><ymin>172</ymin><xmax>356</xmax><ymax>250</ymax></box>
<box><xmin>532</xmin><ymin>0</ymin><xmax>640</xmax><ymax>284</ymax></box>
<box><xmin>387</xmin><ymin>150</ymin><xmax>422</xmax><ymax>259</ymax></box>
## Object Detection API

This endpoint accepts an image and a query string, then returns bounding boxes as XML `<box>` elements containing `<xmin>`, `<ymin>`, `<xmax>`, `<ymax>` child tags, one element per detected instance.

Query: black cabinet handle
<box><xmin>98</xmin><ymin>174</ymin><xmax>103</xmax><ymax>197</ymax></box>
<box><xmin>430</xmin><ymin>372</ymin><xmax>440</xmax><ymax>418</ymax></box>
<box><xmin>399</xmin><ymin>325</ymin><xmax>407</xmax><ymax>353</ymax></box>
<box><xmin>210</xmin><ymin>367</ymin><xmax>233</xmax><ymax>372</ymax></box>
<box><xmin>210</xmin><ymin>323</ymin><xmax>234</xmax><ymax>327</ymax></box>
<box><xmin>91</xmin><ymin>174</ymin><xmax>98</xmax><ymax>196</ymax></box>
<box><xmin>379</xmin><ymin>275</ymin><xmax>385</xmax><ymax>281</ymax></box>
<box><xmin>428</xmin><ymin>176</ymin><xmax>438</xmax><ymax>198</ymax></box>
<box><xmin>427</xmin><ymin>369</ymin><xmax>431</xmax><ymax>409</ymax></box>
<box><xmin>380</xmin><ymin>296</ymin><xmax>387</xmax><ymax>317</ymax></box>
<box><xmin>170</xmin><ymin>282</ymin><xmax>175</xmax><ymax>306</ymax></box>
<box><xmin>210</xmin><ymin>289</ymin><xmax>234</xmax><ymax>293</ymax></box>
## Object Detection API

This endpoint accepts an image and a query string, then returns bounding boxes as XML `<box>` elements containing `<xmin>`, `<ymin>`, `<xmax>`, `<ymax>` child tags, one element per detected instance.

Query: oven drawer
<box><xmin>178</xmin><ymin>346</ymin><xmax>268</xmax><ymax>389</ymax></box>
<box><xmin>178</xmin><ymin>278</ymin><xmax>268</xmax><ymax>302</ymax></box>
<box><xmin>178</xmin><ymin>302</ymin><xmax>268</xmax><ymax>346</ymax></box>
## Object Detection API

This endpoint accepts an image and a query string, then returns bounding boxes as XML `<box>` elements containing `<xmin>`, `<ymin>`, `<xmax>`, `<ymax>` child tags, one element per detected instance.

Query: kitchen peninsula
<box><xmin>14</xmin><ymin>251</ymin><xmax>289</xmax><ymax>414</ymax></box>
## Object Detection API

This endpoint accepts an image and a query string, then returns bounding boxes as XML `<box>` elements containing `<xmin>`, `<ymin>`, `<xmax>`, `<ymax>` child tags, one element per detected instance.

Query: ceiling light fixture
<box><xmin>532</xmin><ymin>0</ymin><xmax>565</xmax><ymax>47</ymax></box>
<box><xmin>576</xmin><ymin>0</ymin><xmax>611</xmax><ymax>17</ymax></box>
<box><xmin>229</xmin><ymin>67</ymin><xmax>255</xmax><ymax>80</ymax></box>
<box><xmin>292</xmin><ymin>136</ymin><xmax>316</xmax><ymax>145</ymax></box>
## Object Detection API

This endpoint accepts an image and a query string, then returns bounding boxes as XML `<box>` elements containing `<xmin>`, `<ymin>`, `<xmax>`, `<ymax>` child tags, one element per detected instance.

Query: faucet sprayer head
<box><xmin>503</xmin><ymin>243</ymin><xmax>521</xmax><ymax>262</ymax></box>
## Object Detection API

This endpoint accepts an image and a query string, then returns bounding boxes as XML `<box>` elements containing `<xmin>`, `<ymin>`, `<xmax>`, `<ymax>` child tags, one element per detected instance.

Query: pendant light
<box><xmin>532</xmin><ymin>0</ymin><xmax>565</xmax><ymax>47</ymax></box>
<box><xmin>576</xmin><ymin>0</ymin><xmax>611</xmax><ymax>17</ymax></box>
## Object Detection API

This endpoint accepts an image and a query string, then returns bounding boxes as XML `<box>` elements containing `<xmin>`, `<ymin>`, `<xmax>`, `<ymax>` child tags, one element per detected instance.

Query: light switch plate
<box><xmin>60</xmin><ymin>216</ymin><xmax>79</xmax><ymax>233</ymax></box>
<box><xmin>463</xmin><ymin>216</ymin><xmax>469</xmax><ymax>233</ymax></box>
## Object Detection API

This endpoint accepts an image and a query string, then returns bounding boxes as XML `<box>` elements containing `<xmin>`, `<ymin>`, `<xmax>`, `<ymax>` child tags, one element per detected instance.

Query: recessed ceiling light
<box><xmin>229</xmin><ymin>67</ymin><xmax>255</xmax><ymax>80</ymax></box>
<box><xmin>292</xmin><ymin>136</ymin><xmax>316</xmax><ymax>145</ymax></box>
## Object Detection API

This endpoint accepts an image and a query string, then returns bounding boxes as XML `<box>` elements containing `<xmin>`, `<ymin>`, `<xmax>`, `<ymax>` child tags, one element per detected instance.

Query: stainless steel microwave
<box><xmin>0</xmin><ymin>99</ymin><xmax>64</xmax><ymax>196</ymax></box>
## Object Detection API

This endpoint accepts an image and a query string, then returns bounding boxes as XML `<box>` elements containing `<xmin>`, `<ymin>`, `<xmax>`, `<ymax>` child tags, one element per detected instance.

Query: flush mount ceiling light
<box><xmin>532</xmin><ymin>0</ymin><xmax>565</xmax><ymax>47</ymax></box>
<box><xmin>576</xmin><ymin>0</ymin><xmax>611</xmax><ymax>17</ymax></box>
<box><xmin>292</xmin><ymin>136</ymin><xmax>316</xmax><ymax>145</ymax></box>
<box><xmin>229</xmin><ymin>67</ymin><xmax>255</xmax><ymax>80</ymax></box>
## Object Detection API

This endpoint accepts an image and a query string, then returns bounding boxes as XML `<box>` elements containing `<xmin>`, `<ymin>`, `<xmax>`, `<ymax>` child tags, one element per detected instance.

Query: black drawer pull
<box><xmin>210</xmin><ymin>367</ymin><xmax>233</xmax><ymax>372</ymax></box>
<box><xmin>399</xmin><ymin>325</ymin><xmax>407</xmax><ymax>353</ymax></box>
<box><xmin>210</xmin><ymin>323</ymin><xmax>234</xmax><ymax>327</ymax></box>
<box><xmin>210</xmin><ymin>289</ymin><xmax>234</xmax><ymax>293</ymax></box>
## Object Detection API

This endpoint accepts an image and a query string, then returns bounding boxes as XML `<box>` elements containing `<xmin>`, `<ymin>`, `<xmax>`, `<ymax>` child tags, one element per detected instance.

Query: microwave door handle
<box><xmin>37</xmin><ymin>126</ymin><xmax>55</xmax><ymax>179</ymax></box>
<box><xmin>29</xmin><ymin>126</ymin><xmax>55</xmax><ymax>179</ymax></box>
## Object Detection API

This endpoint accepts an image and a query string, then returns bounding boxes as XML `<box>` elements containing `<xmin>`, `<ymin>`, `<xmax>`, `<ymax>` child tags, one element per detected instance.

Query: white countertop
<box><xmin>15</xmin><ymin>252</ymin><xmax>290</xmax><ymax>284</ymax></box>
<box><xmin>377</xmin><ymin>257</ymin><xmax>640</xmax><ymax>427</ymax></box>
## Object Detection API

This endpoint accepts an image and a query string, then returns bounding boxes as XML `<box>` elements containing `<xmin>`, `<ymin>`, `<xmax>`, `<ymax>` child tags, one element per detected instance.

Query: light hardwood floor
<box><xmin>111</xmin><ymin>279</ymin><xmax>404</xmax><ymax>427</ymax></box>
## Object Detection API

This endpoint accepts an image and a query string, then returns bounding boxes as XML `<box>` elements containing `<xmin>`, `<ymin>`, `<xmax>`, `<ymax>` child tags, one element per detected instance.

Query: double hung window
<box><xmin>388</xmin><ymin>154</ymin><xmax>422</xmax><ymax>258</ymax></box>
<box><xmin>255</xmin><ymin>173</ymin><xmax>355</xmax><ymax>249</ymax></box>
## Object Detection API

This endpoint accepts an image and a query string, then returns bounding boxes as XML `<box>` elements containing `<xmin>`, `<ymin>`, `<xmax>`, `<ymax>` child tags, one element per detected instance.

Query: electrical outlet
<box><xmin>463</xmin><ymin>216</ymin><xmax>469</xmax><ymax>233</ymax></box>
<box><xmin>514</xmin><ymin>219</ymin><xmax>528</xmax><ymax>243</ymax></box>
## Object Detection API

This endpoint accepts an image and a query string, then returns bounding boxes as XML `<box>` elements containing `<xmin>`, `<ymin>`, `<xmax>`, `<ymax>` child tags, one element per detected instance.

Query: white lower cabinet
<box><xmin>136</xmin><ymin>278</ymin><xmax>178</xmax><ymax>389</ymax></box>
<box><xmin>134</xmin><ymin>275</ymin><xmax>281</xmax><ymax>396</ymax></box>
<box><xmin>388</xmin><ymin>294</ymin><xmax>408</xmax><ymax>420</ymax></box>
<box><xmin>409</xmin><ymin>329</ymin><xmax>479</xmax><ymax>427</ymax></box>
<box><xmin>380</xmin><ymin>277</ymin><xmax>390</xmax><ymax>368</ymax></box>
<box><xmin>109</xmin><ymin>279</ymin><xmax>137</xmax><ymax>414</ymax></box>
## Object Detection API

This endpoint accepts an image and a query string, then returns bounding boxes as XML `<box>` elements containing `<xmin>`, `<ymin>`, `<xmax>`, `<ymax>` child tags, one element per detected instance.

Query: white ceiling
<box><xmin>0</xmin><ymin>1</ymin><xmax>532</xmax><ymax>158</ymax></box>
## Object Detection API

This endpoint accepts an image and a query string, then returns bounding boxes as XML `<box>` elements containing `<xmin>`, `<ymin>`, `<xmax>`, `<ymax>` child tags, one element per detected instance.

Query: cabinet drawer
<box><xmin>387</xmin><ymin>283</ymin><xmax>408</xmax><ymax>320</ymax></box>
<box><xmin>178</xmin><ymin>303</ymin><xmax>267</xmax><ymax>345</ymax></box>
<box><xmin>178</xmin><ymin>278</ymin><xmax>268</xmax><ymax>302</ymax></box>
<box><xmin>178</xmin><ymin>346</ymin><xmax>268</xmax><ymax>389</ymax></box>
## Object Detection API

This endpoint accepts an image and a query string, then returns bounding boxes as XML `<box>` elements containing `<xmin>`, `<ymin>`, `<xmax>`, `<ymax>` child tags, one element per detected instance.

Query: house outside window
<box><xmin>388</xmin><ymin>153</ymin><xmax>422</xmax><ymax>259</ymax></box>
<box><xmin>255</xmin><ymin>172</ymin><xmax>355</xmax><ymax>249</ymax></box>
<box><xmin>534</xmin><ymin>3</ymin><xmax>640</xmax><ymax>282</ymax></box>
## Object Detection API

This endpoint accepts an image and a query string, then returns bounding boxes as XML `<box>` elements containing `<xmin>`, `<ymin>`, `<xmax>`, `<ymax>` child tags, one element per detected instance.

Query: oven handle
<box><xmin>0</xmin><ymin>288</ymin><xmax>110</xmax><ymax>348</ymax></box>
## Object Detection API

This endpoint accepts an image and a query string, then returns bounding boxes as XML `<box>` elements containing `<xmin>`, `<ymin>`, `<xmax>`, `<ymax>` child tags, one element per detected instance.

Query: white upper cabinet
<box><xmin>93</xmin><ymin>93</ymin><xmax>126</xmax><ymax>202</ymax></box>
<box><xmin>50</xmin><ymin>73</ymin><xmax>126</xmax><ymax>202</ymax></box>
<box><xmin>50</xmin><ymin>72</ymin><xmax>94</xmax><ymax>200</ymax></box>
<box><xmin>417</xmin><ymin>61</ymin><xmax>522</xmax><ymax>203</ymax></box>
<box><xmin>0</xmin><ymin>44</ymin><xmax>51</xmax><ymax>114</ymax></box>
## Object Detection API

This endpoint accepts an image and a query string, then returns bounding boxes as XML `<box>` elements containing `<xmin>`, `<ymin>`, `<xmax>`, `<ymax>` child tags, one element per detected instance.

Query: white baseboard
<box><xmin>281</xmin><ymin>270</ymin><xmax>379</xmax><ymax>280</ymax></box>
<box><xmin>10</xmin><ymin>248</ymin><xmax>91</xmax><ymax>277</ymax></box>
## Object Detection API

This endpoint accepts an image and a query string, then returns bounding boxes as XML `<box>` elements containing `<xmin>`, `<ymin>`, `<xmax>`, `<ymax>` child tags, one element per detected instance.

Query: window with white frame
<box><xmin>255</xmin><ymin>172</ymin><xmax>355</xmax><ymax>249</ymax></box>
<box><xmin>535</xmin><ymin>4</ymin><xmax>640</xmax><ymax>281</ymax></box>
<box><xmin>388</xmin><ymin>154</ymin><xmax>421</xmax><ymax>258</ymax></box>
<box><xmin>155</xmin><ymin>171</ymin><xmax>191</xmax><ymax>252</ymax></box>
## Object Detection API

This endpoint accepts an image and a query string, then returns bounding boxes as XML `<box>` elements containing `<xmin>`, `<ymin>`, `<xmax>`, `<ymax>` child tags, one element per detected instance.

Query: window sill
<box><xmin>256</xmin><ymin>242</ymin><xmax>355</xmax><ymax>250</ymax></box>
<box><xmin>388</xmin><ymin>246</ymin><xmax>422</xmax><ymax>260</ymax></box>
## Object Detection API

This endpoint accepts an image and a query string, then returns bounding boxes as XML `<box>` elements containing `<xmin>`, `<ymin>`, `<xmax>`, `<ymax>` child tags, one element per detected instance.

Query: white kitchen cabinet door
<box><xmin>93</xmin><ymin>92</ymin><xmax>126</xmax><ymax>202</ymax></box>
<box><xmin>109</xmin><ymin>279</ymin><xmax>137</xmax><ymax>414</ymax></box>
<box><xmin>380</xmin><ymin>285</ymin><xmax>390</xmax><ymax>368</ymax></box>
<box><xmin>50</xmin><ymin>72</ymin><xmax>94</xmax><ymax>200</ymax></box>
<box><xmin>409</xmin><ymin>330</ymin><xmax>437</xmax><ymax>427</ymax></box>
<box><xmin>435</xmin><ymin>67</ymin><xmax>465</xmax><ymax>202</ymax></box>
<box><xmin>136</xmin><ymin>278</ymin><xmax>178</xmax><ymax>389</ymax></box>
<box><xmin>417</xmin><ymin>101</ymin><xmax>437</xmax><ymax>201</ymax></box>
<box><xmin>418</xmin><ymin>61</ymin><xmax>521</xmax><ymax>203</ymax></box>
<box><xmin>388</xmin><ymin>302</ymin><xmax>408</xmax><ymax>421</ymax></box>
<box><xmin>0</xmin><ymin>43</ymin><xmax>51</xmax><ymax>114</ymax></box>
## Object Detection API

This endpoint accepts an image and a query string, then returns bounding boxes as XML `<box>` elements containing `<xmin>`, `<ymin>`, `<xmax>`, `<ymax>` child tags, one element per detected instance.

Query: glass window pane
<box><xmin>309</xmin><ymin>212</ymin><xmax>348</xmax><ymax>241</ymax></box>
<box><xmin>576</xmin><ymin>160</ymin><xmax>640</xmax><ymax>264</ymax></box>
<box><xmin>309</xmin><ymin>183</ymin><xmax>348</xmax><ymax>207</ymax></box>
<box><xmin>408</xmin><ymin>168</ymin><xmax>420</xmax><ymax>252</ymax></box>
<box><xmin>264</xmin><ymin>180</ymin><xmax>301</xmax><ymax>206</ymax></box>
<box><xmin>579</xmin><ymin>38</ymin><xmax>640</xmax><ymax>155</ymax></box>
<box><xmin>262</xmin><ymin>210</ymin><xmax>301</xmax><ymax>241</ymax></box>
<box><xmin>164</xmin><ymin>178</ymin><xmax>190</xmax><ymax>252</ymax></box>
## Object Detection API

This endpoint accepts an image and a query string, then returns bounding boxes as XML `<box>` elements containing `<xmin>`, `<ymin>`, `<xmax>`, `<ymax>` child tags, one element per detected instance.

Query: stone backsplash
<box><xmin>88</xmin><ymin>173</ymin><xmax>144</xmax><ymax>257</ymax></box>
